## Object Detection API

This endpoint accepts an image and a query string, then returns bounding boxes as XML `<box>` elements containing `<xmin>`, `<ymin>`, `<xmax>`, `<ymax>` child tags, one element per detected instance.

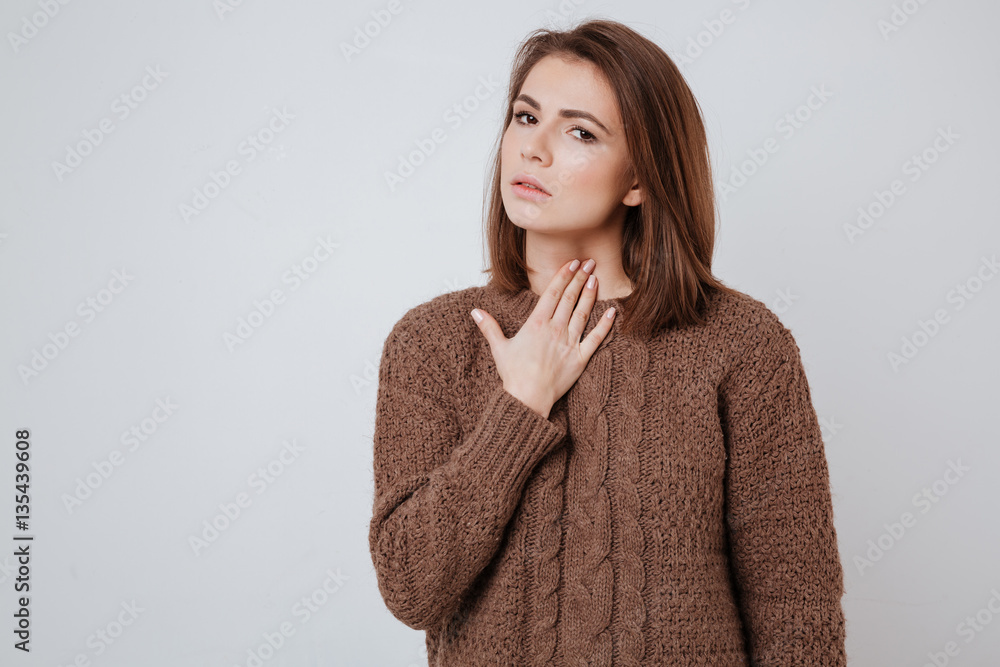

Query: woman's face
<box><xmin>500</xmin><ymin>54</ymin><xmax>642</xmax><ymax>234</ymax></box>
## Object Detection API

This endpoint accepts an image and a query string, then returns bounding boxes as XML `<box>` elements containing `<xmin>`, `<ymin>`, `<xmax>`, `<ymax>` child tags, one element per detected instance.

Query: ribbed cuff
<box><xmin>454</xmin><ymin>384</ymin><xmax>568</xmax><ymax>494</ymax></box>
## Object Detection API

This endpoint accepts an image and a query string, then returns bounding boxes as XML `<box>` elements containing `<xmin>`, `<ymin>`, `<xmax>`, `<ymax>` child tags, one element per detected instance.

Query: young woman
<box><xmin>369</xmin><ymin>18</ymin><xmax>848</xmax><ymax>666</ymax></box>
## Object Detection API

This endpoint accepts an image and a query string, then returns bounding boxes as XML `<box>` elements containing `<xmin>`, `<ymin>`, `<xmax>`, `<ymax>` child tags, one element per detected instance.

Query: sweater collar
<box><xmin>482</xmin><ymin>280</ymin><xmax>626</xmax><ymax>346</ymax></box>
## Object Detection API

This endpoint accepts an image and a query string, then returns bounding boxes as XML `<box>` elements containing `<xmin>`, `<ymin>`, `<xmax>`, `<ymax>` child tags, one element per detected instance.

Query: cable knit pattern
<box><xmin>611</xmin><ymin>334</ymin><xmax>650</xmax><ymax>665</ymax></box>
<box><xmin>527</xmin><ymin>444</ymin><xmax>566</xmax><ymax>665</ymax></box>
<box><xmin>368</xmin><ymin>280</ymin><xmax>848</xmax><ymax>666</ymax></box>
<box><xmin>563</xmin><ymin>336</ymin><xmax>615</xmax><ymax>665</ymax></box>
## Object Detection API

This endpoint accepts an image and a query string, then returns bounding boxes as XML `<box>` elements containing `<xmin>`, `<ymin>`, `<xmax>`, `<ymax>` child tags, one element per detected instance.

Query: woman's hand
<box><xmin>470</xmin><ymin>259</ymin><xmax>616</xmax><ymax>419</ymax></box>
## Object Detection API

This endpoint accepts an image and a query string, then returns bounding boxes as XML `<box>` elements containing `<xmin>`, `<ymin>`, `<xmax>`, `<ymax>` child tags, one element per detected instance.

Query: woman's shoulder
<box><xmin>703</xmin><ymin>285</ymin><xmax>787</xmax><ymax>332</ymax></box>
<box><xmin>380</xmin><ymin>284</ymin><xmax>489</xmax><ymax>369</ymax></box>
<box><xmin>699</xmin><ymin>285</ymin><xmax>804</xmax><ymax>370</ymax></box>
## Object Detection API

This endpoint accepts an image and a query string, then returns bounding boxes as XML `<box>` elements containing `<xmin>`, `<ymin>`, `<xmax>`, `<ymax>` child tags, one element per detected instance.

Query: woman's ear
<box><xmin>621</xmin><ymin>163</ymin><xmax>643</xmax><ymax>207</ymax></box>
<box><xmin>622</xmin><ymin>181</ymin><xmax>643</xmax><ymax>207</ymax></box>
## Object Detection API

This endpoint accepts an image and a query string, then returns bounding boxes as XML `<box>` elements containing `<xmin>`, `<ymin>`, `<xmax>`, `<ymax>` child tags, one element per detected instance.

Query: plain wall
<box><xmin>1</xmin><ymin>0</ymin><xmax>997</xmax><ymax>665</ymax></box>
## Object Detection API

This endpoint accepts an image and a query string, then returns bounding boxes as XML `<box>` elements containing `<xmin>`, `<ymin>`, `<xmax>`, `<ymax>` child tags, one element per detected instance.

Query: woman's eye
<box><xmin>512</xmin><ymin>111</ymin><xmax>596</xmax><ymax>144</ymax></box>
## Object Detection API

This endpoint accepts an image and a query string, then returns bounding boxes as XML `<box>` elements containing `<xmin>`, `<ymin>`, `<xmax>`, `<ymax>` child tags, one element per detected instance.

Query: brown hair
<box><xmin>482</xmin><ymin>18</ymin><xmax>741</xmax><ymax>338</ymax></box>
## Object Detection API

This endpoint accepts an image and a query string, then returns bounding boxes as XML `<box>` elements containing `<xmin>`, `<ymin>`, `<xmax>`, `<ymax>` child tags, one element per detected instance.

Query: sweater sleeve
<box><xmin>719</xmin><ymin>322</ymin><xmax>848</xmax><ymax>666</ymax></box>
<box><xmin>368</xmin><ymin>314</ymin><xmax>569</xmax><ymax>631</ymax></box>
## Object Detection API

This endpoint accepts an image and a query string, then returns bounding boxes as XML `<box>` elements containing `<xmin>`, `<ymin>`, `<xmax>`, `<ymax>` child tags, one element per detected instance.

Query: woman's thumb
<box><xmin>470</xmin><ymin>308</ymin><xmax>501</xmax><ymax>347</ymax></box>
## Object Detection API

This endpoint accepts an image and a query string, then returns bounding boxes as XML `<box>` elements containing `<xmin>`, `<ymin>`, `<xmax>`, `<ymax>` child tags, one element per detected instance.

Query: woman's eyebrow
<box><xmin>514</xmin><ymin>93</ymin><xmax>612</xmax><ymax>136</ymax></box>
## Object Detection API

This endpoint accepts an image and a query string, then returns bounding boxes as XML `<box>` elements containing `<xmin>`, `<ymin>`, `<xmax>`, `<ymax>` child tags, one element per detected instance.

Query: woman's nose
<box><xmin>520</xmin><ymin>135</ymin><xmax>551</xmax><ymax>165</ymax></box>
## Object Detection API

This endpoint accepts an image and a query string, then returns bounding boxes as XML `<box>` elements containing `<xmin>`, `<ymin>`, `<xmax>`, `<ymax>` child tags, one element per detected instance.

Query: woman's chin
<box><xmin>505</xmin><ymin>199</ymin><xmax>557</xmax><ymax>226</ymax></box>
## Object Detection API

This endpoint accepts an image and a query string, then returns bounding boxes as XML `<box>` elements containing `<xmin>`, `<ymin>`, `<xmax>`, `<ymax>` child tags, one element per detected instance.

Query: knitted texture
<box><xmin>368</xmin><ymin>281</ymin><xmax>848</xmax><ymax>666</ymax></box>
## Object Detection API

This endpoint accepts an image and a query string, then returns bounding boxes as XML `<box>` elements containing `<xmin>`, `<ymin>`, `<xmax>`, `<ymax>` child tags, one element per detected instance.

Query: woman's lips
<box><xmin>511</xmin><ymin>182</ymin><xmax>552</xmax><ymax>202</ymax></box>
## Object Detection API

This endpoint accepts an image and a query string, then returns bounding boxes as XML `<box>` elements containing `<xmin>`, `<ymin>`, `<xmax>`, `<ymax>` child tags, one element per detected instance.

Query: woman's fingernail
<box><xmin>569</xmin><ymin>259</ymin><xmax>581</xmax><ymax>271</ymax></box>
<box><xmin>471</xmin><ymin>309</ymin><xmax>483</xmax><ymax>323</ymax></box>
<box><xmin>587</xmin><ymin>275</ymin><xmax>596</xmax><ymax>289</ymax></box>
<box><xmin>606</xmin><ymin>307</ymin><xmax>615</xmax><ymax>318</ymax></box>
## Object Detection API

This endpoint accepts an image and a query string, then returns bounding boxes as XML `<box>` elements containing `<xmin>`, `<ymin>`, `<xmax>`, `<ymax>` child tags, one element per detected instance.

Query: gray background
<box><xmin>1</xmin><ymin>0</ymin><xmax>998</xmax><ymax>665</ymax></box>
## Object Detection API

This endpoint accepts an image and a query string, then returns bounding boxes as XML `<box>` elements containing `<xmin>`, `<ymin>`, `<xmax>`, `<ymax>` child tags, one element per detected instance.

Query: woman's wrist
<box><xmin>503</xmin><ymin>382</ymin><xmax>553</xmax><ymax>420</ymax></box>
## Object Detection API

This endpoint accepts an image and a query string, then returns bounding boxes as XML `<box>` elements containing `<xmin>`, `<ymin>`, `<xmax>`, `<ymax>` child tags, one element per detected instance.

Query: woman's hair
<box><xmin>483</xmin><ymin>18</ymin><xmax>742</xmax><ymax>338</ymax></box>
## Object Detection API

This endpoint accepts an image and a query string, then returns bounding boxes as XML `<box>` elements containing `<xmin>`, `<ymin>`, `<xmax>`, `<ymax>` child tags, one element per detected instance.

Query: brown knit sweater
<box><xmin>368</xmin><ymin>281</ymin><xmax>848</xmax><ymax>666</ymax></box>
